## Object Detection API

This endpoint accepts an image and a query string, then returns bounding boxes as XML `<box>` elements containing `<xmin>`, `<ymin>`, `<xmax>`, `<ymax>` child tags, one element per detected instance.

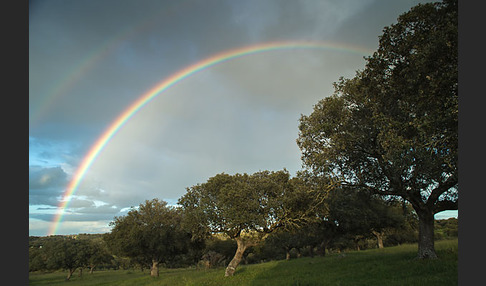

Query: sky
<box><xmin>29</xmin><ymin>0</ymin><xmax>456</xmax><ymax>236</ymax></box>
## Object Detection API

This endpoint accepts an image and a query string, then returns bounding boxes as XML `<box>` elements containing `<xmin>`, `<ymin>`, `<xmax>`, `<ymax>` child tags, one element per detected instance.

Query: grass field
<box><xmin>29</xmin><ymin>239</ymin><xmax>457</xmax><ymax>286</ymax></box>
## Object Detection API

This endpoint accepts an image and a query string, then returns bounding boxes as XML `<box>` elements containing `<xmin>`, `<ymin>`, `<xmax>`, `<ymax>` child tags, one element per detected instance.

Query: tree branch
<box><xmin>352</xmin><ymin>182</ymin><xmax>404</xmax><ymax>197</ymax></box>
<box><xmin>434</xmin><ymin>199</ymin><xmax>458</xmax><ymax>214</ymax></box>
<box><xmin>426</xmin><ymin>175</ymin><xmax>458</xmax><ymax>209</ymax></box>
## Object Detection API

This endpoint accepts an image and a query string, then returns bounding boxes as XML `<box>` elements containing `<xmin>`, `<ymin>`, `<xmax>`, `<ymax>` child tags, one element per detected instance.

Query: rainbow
<box><xmin>48</xmin><ymin>40</ymin><xmax>373</xmax><ymax>235</ymax></box>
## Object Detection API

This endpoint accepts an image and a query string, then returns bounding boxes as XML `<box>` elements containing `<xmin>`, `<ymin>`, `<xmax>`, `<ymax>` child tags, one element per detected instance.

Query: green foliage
<box><xmin>29</xmin><ymin>235</ymin><xmax>114</xmax><ymax>273</ymax></box>
<box><xmin>42</xmin><ymin>238</ymin><xmax>92</xmax><ymax>280</ymax></box>
<box><xmin>434</xmin><ymin>218</ymin><xmax>458</xmax><ymax>240</ymax></box>
<box><xmin>327</xmin><ymin>188</ymin><xmax>404</xmax><ymax>236</ymax></box>
<box><xmin>104</xmin><ymin>199</ymin><xmax>193</xmax><ymax>268</ymax></box>
<box><xmin>178</xmin><ymin>170</ymin><xmax>321</xmax><ymax>240</ymax></box>
<box><xmin>85</xmin><ymin>237</ymin><xmax>113</xmax><ymax>272</ymax></box>
<box><xmin>29</xmin><ymin>247</ymin><xmax>47</xmax><ymax>272</ymax></box>
<box><xmin>204</xmin><ymin>237</ymin><xmax>237</xmax><ymax>261</ymax></box>
<box><xmin>297</xmin><ymin>0</ymin><xmax>457</xmax><ymax>212</ymax></box>
<box><xmin>197</xmin><ymin>237</ymin><xmax>237</xmax><ymax>268</ymax></box>
<box><xmin>382</xmin><ymin>204</ymin><xmax>419</xmax><ymax>246</ymax></box>
<box><xmin>178</xmin><ymin>169</ymin><xmax>329</xmax><ymax>276</ymax></box>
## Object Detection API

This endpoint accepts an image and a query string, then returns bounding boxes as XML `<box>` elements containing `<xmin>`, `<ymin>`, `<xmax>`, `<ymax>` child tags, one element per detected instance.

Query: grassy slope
<box><xmin>29</xmin><ymin>239</ymin><xmax>458</xmax><ymax>286</ymax></box>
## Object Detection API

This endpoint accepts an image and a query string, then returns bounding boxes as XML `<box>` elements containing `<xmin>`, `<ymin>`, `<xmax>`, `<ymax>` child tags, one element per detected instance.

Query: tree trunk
<box><xmin>89</xmin><ymin>265</ymin><xmax>95</xmax><ymax>274</ymax></box>
<box><xmin>354</xmin><ymin>236</ymin><xmax>362</xmax><ymax>251</ymax></box>
<box><xmin>308</xmin><ymin>246</ymin><xmax>314</xmax><ymax>258</ymax></box>
<box><xmin>66</xmin><ymin>268</ymin><xmax>76</xmax><ymax>281</ymax></box>
<box><xmin>78</xmin><ymin>267</ymin><xmax>83</xmax><ymax>277</ymax></box>
<box><xmin>372</xmin><ymin>230</ymin><xmax>384</xmax><ymax>249</ymax></box>
<box><xmin>318</xmin><ymin>240</ymin><xmax>328</xmax><ymax>257</ymax></box>
<box><xmin>225</xmin><ymin>237</ymin><xmax>248</xmax><ymax>277</ymax></box>
<box><xmin>285</xmin><ymin>249</ymin><xmax>291</xmax><ymax>261</ymax></box>
<box><xmin>150</xmin><ymin>259</ymin><xmax>159</xmax><ymax>277</ymax></box>
<box><xmin>417</xmin><ymin>209</ymin><xmax>438</xmax><ymax>259</ymax></box>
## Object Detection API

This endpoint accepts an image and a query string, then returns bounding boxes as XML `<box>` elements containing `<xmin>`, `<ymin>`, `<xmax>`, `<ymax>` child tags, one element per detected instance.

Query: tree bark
<box><xmin>225</xmin><ymin>237</ymin><xmax>248</xmax><ymax>277</ymax></box>
<box><xmin>372</xmin><ymin>230</ymin><xmax>384</xmax><ymax>249</ymax></box>
<box><xmin>150</xmin><ymin>259</ymin><xmax>159</xmax><ymax>277</ymax></box>
<box><xmin>417</xmin><ymin>209</ymin><xmax>438</xmax><ymax>259</ymax></box>
<box><xmin>66</xmin><ymin>268</ymin><xmax>76</xmax><ymax>281</ymax></box>
<box><xmin>308</xmin><ymin>246</ymin><xmax>314</xmax><ymax>258</ymax></box>
<box><xmin>354</xmin><ymin>235</ymin><xmax>364</xmax><ymax>251</ymax></box>
<box><xmin>318</xmin><ymin>240</ymin><xmax>328</xmax><ymax>257</ymax></box>
<box><xmin>296</xmin><ymin>248</ymin><xmax>302</xmax><ymax>258</ymax></box>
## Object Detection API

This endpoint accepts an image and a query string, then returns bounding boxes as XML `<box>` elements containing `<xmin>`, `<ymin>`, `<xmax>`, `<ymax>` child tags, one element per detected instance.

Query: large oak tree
<box><xmin>178</xmin><ymin>170</ymin><xmax>324</xmax><ymax>276</ymax></box>
<box><xmin>297</xmin><ymin>0</ymin><xmax>457</xmax><ymax>259</ymax></box>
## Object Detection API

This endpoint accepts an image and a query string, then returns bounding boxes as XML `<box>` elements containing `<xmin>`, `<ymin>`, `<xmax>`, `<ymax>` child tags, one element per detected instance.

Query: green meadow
<box><xmin>29</xmin><ymin>239</ymin><xmax>457</xmax><ymax>286</ymax></box>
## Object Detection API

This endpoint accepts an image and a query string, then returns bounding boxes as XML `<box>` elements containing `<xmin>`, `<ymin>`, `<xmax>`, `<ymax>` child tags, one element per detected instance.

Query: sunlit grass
<box><xmin>29</xmin><ymin>239</ymin><xmax>457</xmax><ymax>286</ymax></box>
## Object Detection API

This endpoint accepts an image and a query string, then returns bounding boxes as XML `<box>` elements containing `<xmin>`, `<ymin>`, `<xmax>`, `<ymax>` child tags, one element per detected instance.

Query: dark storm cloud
<box><xmin>29</xmin><ymin>0</ymin><xmax>253</xmax><ymax>146</ymax></box>
<box><xmin>330</xmin><ymin>0</ymin><xmax>436</xmax><ymax>47</ymax></box>
<box><xmin>29</xmin><ymin>166</ymin><xmax>67</xmax><ymax>189</ymax></box>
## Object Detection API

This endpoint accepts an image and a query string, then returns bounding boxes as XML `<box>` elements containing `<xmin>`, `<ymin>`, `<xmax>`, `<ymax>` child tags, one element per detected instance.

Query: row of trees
<box><xmin>29</xmin><ymin>188</ymin><xmax>456</xmax><ymax>280</ymax></box>
<box><xmin>104</xmin><ymin>169</ymin><xmax>453</xmax><ymax>277</ymax></box>
<box><xmin>29</xmin><ymin>214</ymin><xmax>457</xmax><ymax>278</ymax></box>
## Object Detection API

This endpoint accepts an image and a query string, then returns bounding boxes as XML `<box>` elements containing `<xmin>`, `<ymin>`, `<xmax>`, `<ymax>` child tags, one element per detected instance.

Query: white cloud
<box><xmin>29</xmin><ymin>218</ymin><xmax>113</xmax><ymax>236</ymax></box>
<box><xmin>435</xmin><ymin>210</ymin><xmax>458</xmax><ymax>220</ymax></box>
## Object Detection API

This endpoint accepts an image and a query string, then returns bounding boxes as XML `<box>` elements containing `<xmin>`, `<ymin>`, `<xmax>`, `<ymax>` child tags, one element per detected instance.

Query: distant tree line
<box><xmin>29</xmin><ymin>234</ymin><xmax>112</xmax><ymax>280</ymax></box>
<box><xmin>29</xmin><ymin>0</ymin><xmax>457</xmax><ymax>280</ymax></box>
